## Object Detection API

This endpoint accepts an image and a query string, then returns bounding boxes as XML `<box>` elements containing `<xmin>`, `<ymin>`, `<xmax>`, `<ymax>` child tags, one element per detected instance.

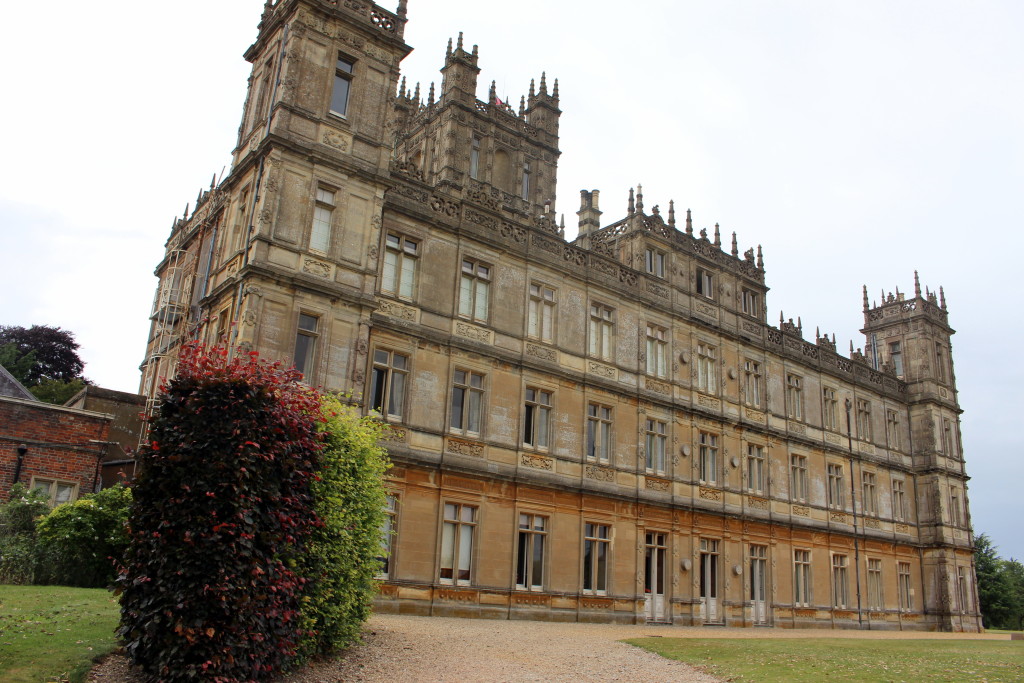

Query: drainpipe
<box><xmin>11</xmin><ymin>444</ymin><xmax>28</xmax><ymax>485</ymax></box>
<box><xmin>846</xmin><ymin>398</ymin><xmax>864</xmax><ymax>628</ymax></box>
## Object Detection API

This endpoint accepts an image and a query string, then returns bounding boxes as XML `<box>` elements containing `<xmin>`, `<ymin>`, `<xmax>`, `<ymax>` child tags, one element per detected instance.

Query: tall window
<box><xmin>382</xmin><ymin>233</ymin><xmax>419</xmax><ymax>299</ymax></box>
<box><xmin>741</xmin><ymin>288</ymin><xmax>759</xmax><ymax>316</ymax></box>
<box><xmin>439</xmin><ymin>503</ymin><xmax>476</xmax><ymax>585</ymax></box>
<box><xmin>892</xmin><ymin>479</ymin><xmax>907</xmax><ymax>521</ymax></box>
<box><xmin>697</xmin><ymin>343</ymin><xmax>717</xmax><ymax>393</ymax></box>
<box><xmin>867</xmin><ymin>558</ymin><xmax>883</xmax><ymax>610</ymax></box>
<box><xmin>942</xmin><ymin>418</ymin><xmax>956</xmax><ymax>457</ymax></box>
<box><xmin>743</xmin><ymin>360</ymin><xmax>762</xmax><ymax>407</ymax></box>
<box><xmin>957</xmin><ymin>566</ymin><xmax>970</xmax><ymax>612</ymax></box>
<box><xmin>823</xmin><ymin>387</ymin><xmax>838</xmax><ymax>431</ymax></box>
<box><xmin>294</xmin><ymin>313</ymin><xmax>319</xmax><ymax>379</ymax></box>
<box><xmin>696</xmin><ymin>268</ymin><xmax>714</xmax><ymax>299</ymax></box>
<box><xmin>898</xmin><ymin>561</ymin><xmax>913</xmax><ymax>610</ymax></box>
<box><xmin>516</xmin><ymin>513</ymin><xmax>546</xmax><ymax>590</ymax></box>
<box><xmin>309</xmin><ymin>187</ymin><xmax>335</xmax><ymax>253</ymax></box>
<box><xmin>523</xmin><ymin>388</ymin><xmax>552</xmax><ymax>450</ymax></box>
<box><xmin>528</xmin><ymin>284</ymin><xmax>555</xmax><ymax>343</ymax></box>
<box><xmin>645</xmin><ymin>419</ymin><xmax>667</xmax><ymax>474</ymax></box>
<box><xmin>370</xmin><ymin>349</ymin><xmax>408</xmax><ymax>419</ymax></box>
<box><xmin>794</xmin><ymin>549</ymin><xmax>812</xmax><ymax>607</ymax></box>
<box><xmin>231</xmin><ymin>187</ymin><xmax>250</xmax><ymax>252</ymax></box>
<box><xmin>646</xmin><ymin>325</ymin><xmax>668</xmax><ymax>378</ymax></box>
<box><xmin>450</xmin><ymin>370</ymin><xmax>484</xmax><ymax>436</ymax></box>
<box><xmin>827</xmin><ymin>463</ymin><xmax>845</xmax><ymax>509</ymax></box>
<box><xmin>747</xmin><ymin>444</ymin><xmax>765</xmax><ymax>494</ymax></box>
<box><xmin>832</xmin><ymin>554</ymin><xmax>849</xmax><ymax>608</ymax></box>
<box><xmin>30</xmin><ymin>478</ymin><xmax>78</xmax><ymax>507</ymax></box>
<box><xmin>521</xmin><ymin>161</ymin><xmax>531</xmax><ymax>200</ymax></box>
<box><xmin>645</xmin><ymin>248</ymin><xmax>666</xmax><ymax>278</ymax></box>
<box><xmin>862</xmin><ymin>471</ymin><xmax>878</xmax><ymax>516</ymax></box>
<box><xmin>935</xmin><ymin>343</ymin><xmax>948</xmax><ymax>383</ymax></box>
<box><xmin>469</xmin><ymin>136</ymin><xmax>481</xmax><ymax>179</ymax></box>
<box><xmin>950</xmin><ymin>486</ymin><xmax>962</xmax><ymax>526</ymax></box>
<box><xmin>582</xmin><ymin>523</ymin><xmax>610</xmax><ymax>594</ymax></box>
<box><xmin>791</xmin><ymin>454</ymin><xmax>809</xmax><ymax>502</ymax></box>
<box><xmin>377</xmin><ymin>494</ymin><xmax>398</xmax><ymax>579</ymax></box>
<box><xmin>586</xmin><ymin>403</ymin><xmax>612</xmax><ymax>463</ymax></box>
<box><xmin>459</xmin><ymin>259</ymin><xmax>491</xmax><ymax>322</ymax></box>
<box><xmin>588</xmin><ymin>304</ymin><xmax>614</xmax><ymax>360</ymax></box>
<box><xmin>889</xmin><ymin>341</ymin><xmax>904</xmax><ymax>377</ymax></box>
<box><xmin>857</xmin><ymin>399</ymin><xmax>872</xmax><ymax>440</ymax></box>
<box><xmin>330</xmin><ymin>54</ymin><xmax>354</xmax><ymax>116</ymax></box>
<box><xmin>886</xmin><ymin>409</ymin><xmax>901</xmax><ymax>450</ymax></box>
<box><xmin>786</xmin><ymin>374</ymin><xmax>803</xmax><ymax>420</ymax></box>
<box><xmin>699</xmin><ymin>432</ymin><xmax>719</xmax><ymax>484</ymax></box>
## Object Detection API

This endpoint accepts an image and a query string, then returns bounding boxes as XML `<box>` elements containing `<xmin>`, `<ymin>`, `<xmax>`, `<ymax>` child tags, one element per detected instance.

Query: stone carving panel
<box><xmin>521</xmin><ymin>453</ymin><xmax>554</xmax><ymax>470</ymax></box>
<box><xmin>377</xmin><ymin>299</ymin><xmax>419</xmax><ymax>322</ymax></box>
<box><xmin>445</xmin><ymin>438</ymin><xmax>485</xmax><ymax>458</ymax></box>
<box><xmin>585</xmin><ymin>465</ymin><xmax>615</xmax><ymax>482</ymax></box>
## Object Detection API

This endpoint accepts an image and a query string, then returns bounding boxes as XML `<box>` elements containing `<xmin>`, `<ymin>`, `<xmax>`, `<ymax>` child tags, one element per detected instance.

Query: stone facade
<box><xmin>141</xmin><ymin>0</ymin><xmax>980</xmax><ymax>631</ymax></box>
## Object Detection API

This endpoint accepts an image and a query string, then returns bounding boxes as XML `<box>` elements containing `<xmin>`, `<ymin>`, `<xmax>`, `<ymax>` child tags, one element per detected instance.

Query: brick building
<box><xmin>140</xmin><ymin>0</ymin><xmax>979</xmax><ymax>630</ymax></box>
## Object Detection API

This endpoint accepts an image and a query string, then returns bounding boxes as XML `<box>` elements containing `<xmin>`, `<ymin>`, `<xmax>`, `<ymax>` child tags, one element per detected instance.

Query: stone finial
<box><xmin>862</xmin><ymin>285</ymin><xmax>869</xmax><ymax>311</ymax></box>
<box><xmin>446</xmin><ymin>37</ymin><xmax>453</xmax><ymax>57</ymax></box>
<box><xmin>552</xmin><ymin>78</ymin><xmax>559</xmax><ymax>99</ymax></box>
<box><xmin>686</xmin><ymin>208</ymin><xmax>693</xmax><ymax>235</ymax></box>
<box><xmin>529</xmin><ymin>78</ymin><xmax>536</xmax><ymax>98</ymax></box>
<box><xmin>399</xmin><ymin>75</ymin><xmax>407</xmax><ymax>98</ymax></box>
<box><xmin>519</xmin><ymin>96</ymin><xmax>526</xmax><ymax>117</ymax></box>
<box><xmin>628</xmin><ymin>187</ymin><xmax>635</xmax><ymax>214</ymax></box>
<box><xmin>668</xmin><ymin>200</ymin><xmax>676</xmax><ymax>228</ymax></box>
<box><xmin>850</xmin><ymin>340</ymin><xmax>855</xmax><ymax>354</ymax></box>
<box><xmin>731</xmin><ymin>231</ymin><xmax>738</xmax><ymax>256</ymax></box>
<box><xmin>413</xmin><ymin>82</ymin><xmax>421</xmax><ymax>103</ymax></box>
<box><xmin>397</xmin><ymin>0</ymin><xmax>408</xmax><ymax>19</ymax></box>
<box><xmin>940</xmin><ymin>286</ymin><xmax>947</xmax><ymax>310</ymax></box>
<box><xmin>756</xmin><ymin>245</ymin><xmax>763</xmax><ymax>269</ymax></box>
<box><xmin>472</xmin><ymin>44</ymin><xmax>478</xmax><ymax>58</ymax></box>
<box><xmin>780</xmin><ymin>311</ymin><xmax>785</xmax><ymax>326</ymax></box>
<box><xmin>636</xmin><ymin>184</ymin><xmax>644</xmax><ymax>213</ymax></box>
<box><xmin>713</xmin><ymin>223</ymin><xmax>721</xmax><ymax>247</ymax></box>
<box><xmin>211</xmin><ymin>173</ymin><xmax>217</xmax><ymax>190</ymax></box>
<box><xmin>488</xmin><ymin>80</ymin><xmax>497</xmax><ymax>105</ymax></box>
<box><xmin>914</xmin><ymin>270</ymin><xmax>922</xmax><ymax>297</ymax></box>
<box><xmin>539</xmin><ymin>72</ymin><xmax>548</xmax><ymax>96</ymax></box>
<box><xmin>457</xmin><ymin>31</ymin><xmax>464</xmax><ymax>51</ymax></box>
<box><xmin>427</xmin><ymin>82</ymin><xmax>435</xmax><ymax>106</ymax></box>
<box><xmin>797</xmin><ymin>316</ymin><xmax>802</xmax><ymax>333</ymax></box>
<box><xmin>183</xmin><ymin>203</ymin><xmax>190</xmax><ymax>219</ymax></box>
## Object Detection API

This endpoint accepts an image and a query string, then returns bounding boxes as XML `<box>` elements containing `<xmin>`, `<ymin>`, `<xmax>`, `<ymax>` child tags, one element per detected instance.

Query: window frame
<box><xmin>886</xmin><ymin>409</ymin><xmax>901</xmax><ymax>450</ymax></box>
<box><xmin>586</xmin><ymin>402</ymin><xmax>613</xmax><ymax>463</ymax></box>
<box><xmin>515</xmin><ymin>512</ymin><xmax>547</xmax><ymax>591</ymax></box>
<box><xmin>791</xmin><ymin>453</ymin><xmax>809</xmax><ymax>502</ymax></box>
<box><xmin>523</xmin><ymin>387</ymin><xmax>552</xmax><ymax>450</ymax></box>
<box><xmin>376</xmin><ymin>493</ymin><xmax>399</xmax><ymax>579</ymax></box>
<box><xmin>381</xmin><ymin>232</ymin><xmax>420</xmax><ymax>300</ymax></box>
<box><xmin>897</xmin><ymin>561</ymin><xmax>913</xmax><ymax>611</ymax></box>
<box><xmin>293</xmin><ymin>312</ymin><xmax>320</xmax><ymax>381</ymax></box>
<box><xmin>741</xmin><ymin>288</ymin><xmax>760</xmax><ymax>317</ymax></box>
<box><xmin>794</xmin><ymin>549</ymin><xmax>812</xmax><ymax>607</ymax></box>
<box><xmin>746</xmin><ymin>443</ymin><xmax>765</xmax><ymax>494</ymax></box>
<box><xmin>827</xmin><ymin>462</ymin><xmax>845</xmax><ymax>509</ymax></box>
<box><xmin>743</xmin><ymin>359</ymin><xmax>762</xmax><ymax>408</ymax></box>
<box><xmin>862</xmin><ymin>471</ymin><xmax>878</xmax><ymax>516</ymax></box>
<box><xmin>645</xmin><ymin>324</ymin><xmax>668</xmax><ymax>378</ymax></box>
<box><xmin>866</xmin><ymin>557</ymin><xmax>884</xmax><ymax>611</ymax></box>
<box><xmin>786</xmin><ymin>374</ymin><xmax>803</xmax><ymax>421</ymax></box>
<box><xmin>29</xmin><ymin>477</ymin><xmax>79</xmax><ymax>507</ymax></box>
<box><xmin>856</xmin><ymin>399</ymin><xmax>873</xmax><ymax>441</ymax></box>
<box><xmin>823</xmin><ymin>386</ymin><xmax>838</xmax><ymax>431</ymax></box>
<box><xmin>588</xmin><ymin>303</ymin><xmax>615</xmax><ymax>360</ymax></box>
<box><xmin>644</xmin><ymin>247</ymin><xmax>666</xmax><ymax>279</ymax></box>
<box><xmin>309</xmin><ymin>186</ymin><xmax>336</xmax><ymax>254</ymax></box>
<box><xmin>329</xmin><ymin>53</ymin><xmax>355</xmax><ymax>118</ymax></box>
<box><xmin>697</xmin><ymin>343</ymin><xmax>717</xmax><ymax>394</ymax></box>
<box><xmin>645</xmin><ymin>418</ymin><xmax>667</xmax><ymax>474</ymax></box>
<box><xmin>699</xmin><ymin>431</ymin><xmax>719</xmax><ymax>485</ymax></box>
<box><xmin>832</xmin><ymin>553</ymin><xmax>849</xmax><ymax>609</ymax></box>
<box><xmin>582</xmin><ymin>522</ymin><xmax>611</xmax><ymax>595</ymax></box>
<box><xmin>450</xmin><ymin>369</ymin><xmax>485</xmax><ymax>436</ymax></box>
<box><xmin>892</xmin><ymin>479</ymin><xmax>907</xmax><ymax>522</ymax></box>
<box><xmin>439</xmin><ymin>501</ymin><xmax>477</xmax><ymax>585</ymax></box>
<box><xmin>528</xmin><ymin>283</ymin><xmax>556</xmax><ymax>343</ymax></box>
<box><xmin>696</xmin><ymin>268</ymin><xmax>714</xmax><ymax>299</ymax></box>
<box><xmin>458</xmin><ymin>258</ymin><xmax>492</xmax><ymax>323</ymax></box>
<box><xmin>369</xmin><ymin>348</ymin><xmax>409</xmax><ymax>420</ymax></box>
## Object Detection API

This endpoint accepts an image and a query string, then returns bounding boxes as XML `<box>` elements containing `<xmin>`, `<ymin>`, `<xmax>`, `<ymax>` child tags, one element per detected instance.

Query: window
<box><xmin>469</xmin><ymin>136</ymin><xmax>481</xmax><ymax>179</ymax></box>
<box><xmin>330</xmin><ymin>54</ymin><xmax>354</xmax><ymax>117</ymax></box>
<box><xmin>588</xmin><ymin>304</ymin><xmax>614</xmax><ymax>360</ymax></box>
<box><xmin>950</xmin><ymin>486</ymin><xmax>962</xmax><ymax>526</ymax></box>
<box><xmin>791</xmin><ymin>454</ymin><xmax>809</xmax><ymax>502</ymax></box>
<box><xmin>382</xmin><ymin>233</ymin><xmax>419</xmax><ymax>299</ymax></box>
<box><xmin>697</xmin><ymin>343</ymin><xmax>717</xmax><ymax>393</ymax></box>
<box><xmin>645</xmin><ymin>247</ymin><xmax>666</xmax><ymax>278</ymax></box>
<box><xmin>248</xmin><ymin>57</ymin><xmax>273</xmax><ymax>132</ymax></box>
<box><xmin>862</xmin><ymin>471</ymin><xmax>878</xmax><ymax>516</ymax></box>
<box><xmin>230</xmin><ymin>187</ymin><xmax>250</xmax><ymax>252</ymax></box>
<box><xmin>521</xmin><ymin>161</ymin><xmax>531</xmax><ymax>200</ymax></box>
<box><xmin>889</xmin><ymin>341</ymin><xmax>904</xmax><ymax>378</ymax></box>
<box><xmin>935</xmin><ymin>343</ymin><xmax>947</xmax><ymax>383</ymax></box>
<box><xmin>586</xmin><ymin>403</ymin><xmax>613</xmax><ymax>463</ymax></box>
<box><xmin>309</xmin><ymin>187</ymin><xmax>335</xmax><ymax>253</ymax></box>
<box><xmin>741</xmin><ymin>288</ymin><xmax>759</xmax><ymax>317</ymax></box>
<box><xmin>696</xmin><ymin>268</ymin><xmax>714</xmax><ymax>299</ymax></box>
<box><xmin>645</xmin><ymin>325</ymin><xmax>668</xmax><ymax>378</ymax></box>
<box><xmin>823</xmin><ymin>387</ymin><xmax>838</xmax><ymax>431</ymax></box>
<box><xmin>746</xmin><ymin>444</ymin><xmax>765</xmax><ymax>494</ymax></box>
<box><xmin>957</xmin><ymin>566</ymin><xmax>970</xmax><ymax>612</ymax></box>
<box><xmin>370</xmin><ymin>349</ymin><xmax>408</xmax><ymax>419</ymax></box>
<box><xmin>450</xmin><ymin>370</ymin><xmax>484</xmax><ymax>436</ymax></box>
<box><xmin>857</xmin><ymin>399</ymin><xmax>872</xmax><ymax>440</ymax></box>
<box><xmin>528</xmin><ymin>284</ymin><xmax>555</xmax><ymax>343</ymax></box>
<box><xmin>867</xmin><ymin>558</ymin><xmax>883</xmax><ymax>610</ymax></box>
<box><xmin>377</xmin><ymin>494</ymin><xmax>398</xmax><ymax>579</ymax></box>
<box><xmin>439</xmin><ymin>502</ymin><xmax>476</xmax><ymax>584</ymax></box>
<box><xmin>886</xmin><ymin>409</ymin><xmax>901</xmax><ymax>450</ymax></box>
<box><xmin>523</xmin><ymin>388</ymin><xmax>552</xmax><ymax>449</ymax></box>
<box><xmin>582</xmin><ymin>523</ymin><xmax>610</xmax><ymax>594</ymax></box>
<box><xmin>786</xmin><ymin>374</ymin><xmax>803</xmax><ymax>421</ymax></box>
<box><xmin>294</xmin><ymin>313</ymin><xmax>319</xmax><ymax>379</ymax></box>
<box><xmin>942</xmin><ymin>418</ymin><xmax>956</xmax><ymax>457</ymax></box>
<box><xmin>827</xmin><ymin>463</ymin><xmax>845</xmax><ymax>509</ymax></box>
<box><xmin>30</xmin><ymin>478</ymin><xmax>78</xmax><ymax>507</ymax></box>
<box><xmin>743</xmin><ymin>360</ymin><xmax>762</xmax><ymax>407</ymax></box>
<box><xmin>516</xmin><ymin>513</ymin><xmax>546</xmax><ymax>590</ymax></box>
<box><xmin>794</xmin><ymin>549</ymin><xmax>812</xmax><ymax>607</ymax></box>
<box><xmin>832</xmin><ymin>554</ymin><xmax>849</xmax><ymax>608</ymax></box>
<box><xmin>892</xmin><ymin>479</ymin><xmax>907</xmax><ymax>522</ymax></box>
<box><xmin>645</xmin><ymin>419</ymin><xmax>667</xmax><ymax>474</ymax></box>
<box><xmin>459</xmin><ymin>259</ymin><xmax>491</xmax><ymax>322</ymax></box>
<box><xmin>898</xmin><ymin>561</ymin><xmax>913</xmax><ymax>610</ymax></box>
<box><xmin>699</xmin><ymin>432</ymin><xmax>718</xmax><ymax>484</ymax></box>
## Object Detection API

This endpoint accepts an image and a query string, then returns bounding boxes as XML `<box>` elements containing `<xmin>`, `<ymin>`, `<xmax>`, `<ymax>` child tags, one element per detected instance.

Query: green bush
<box><xmin>296</xmin><ymin>395</ymin><xmax>390</xmax><ymax>661</ymax></box>
<box><xmin>117</xmin><ymin>345</ymin><xmax>324</xmax><ymax>682</ymax></box>
<box><xmin>0</xmin><ymin>483</ymin><xmax>49</xmax><ymax>584</ymax></box>
<box><xmin>35</xmin><ymin>484</ymin><xmax>132</xmax><ymax>587</ymax></box>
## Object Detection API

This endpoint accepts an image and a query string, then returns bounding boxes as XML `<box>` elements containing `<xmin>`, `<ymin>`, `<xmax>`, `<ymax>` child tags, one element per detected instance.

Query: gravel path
<box><xmin>89</xmin><ymin>613</ymin><xmax>1010</xmax><ymax>682</ymax></box>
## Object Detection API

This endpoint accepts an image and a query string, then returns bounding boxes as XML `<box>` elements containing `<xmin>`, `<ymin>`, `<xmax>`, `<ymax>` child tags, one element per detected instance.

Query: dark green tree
<box><xmin>0</xmin><ymin>343</ymin><xmax>36</xmax><ymax>385</ymax></box>
<box><xmin>975</xmin><ymin>534</ymin><xmax>1015</xmax><ymax>629</ymax></box>
<box><xmin>0</xmin><ymin>325</ymin><xmax>85</xmax><ymax>385</ymax></box>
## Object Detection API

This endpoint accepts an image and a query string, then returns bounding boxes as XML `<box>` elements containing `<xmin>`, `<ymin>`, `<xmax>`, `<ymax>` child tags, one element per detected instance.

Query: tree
<box><xmin>0</xmin><ymin>343</ymin><xmax>36</xmax><ymax>385</ymax></box>
<box><xmin>975</xmin><ymin>534</ymin><xmax>1013</xmax><ymax>628</ymax></box>
<box><xmin>0</xmin><ymin>325</ymin><xmax>85</xmax><ymax>385</ymax></box>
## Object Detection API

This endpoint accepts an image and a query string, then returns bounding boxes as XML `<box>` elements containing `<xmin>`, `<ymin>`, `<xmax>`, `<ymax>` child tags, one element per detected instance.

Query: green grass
<box><xmin>0</xmin><ymin>585</ymin><xmax>119</xmax><ymax>683</ymax></box>
<box><xmin>625</xmin><ymin>637</ymin><xmax>1024</xmax><ymax>682</ymax></box>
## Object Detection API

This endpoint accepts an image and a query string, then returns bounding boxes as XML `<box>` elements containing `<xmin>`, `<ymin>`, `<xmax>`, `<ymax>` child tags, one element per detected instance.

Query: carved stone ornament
<box><xmin>322</xmin><ymin>130</ymin><xmax>349</xmax><ymax>151</ymax></box>
<box><xmin>526</xmin><ymin>343</ymin><xmax>557</xmax><ymax>362</ymax></box>
<box><xmin>446</xmin><ymin>437</ymin><xmax>485</xmax><ymax>458</ymax></box>
<box><xmin>455</xmin><ymin>321</ymin><xmax>493</xmax><ymax>344</ymax></box>
<box><xmin>520</xmin><ymin>453</ymin><xmax>553</xmax><ymax>470</ymax></box>
<box><xmin>584</xmin><ymin>465</ymin><xmax>614</xmax><ymax>482</ymax></box>
<box><xmin>302</xmin><ymin>258</ymin><xmax>331</xmax><ymax>278</ymax></box>
<box><xmin>378</xmin><ymin>299</ymin><xmax>418</xmax><ymax>322</ymax></box>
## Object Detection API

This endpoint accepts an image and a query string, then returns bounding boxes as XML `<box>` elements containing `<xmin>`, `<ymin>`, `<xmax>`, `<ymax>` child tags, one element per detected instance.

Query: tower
<box><xmin>861</xmin><ymin>276</ymin><xmax>976</xmax><ymax>631</ymax></box>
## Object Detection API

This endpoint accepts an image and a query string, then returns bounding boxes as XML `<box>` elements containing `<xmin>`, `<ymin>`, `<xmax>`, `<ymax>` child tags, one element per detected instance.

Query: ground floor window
<box><xmin>30</xmin><ymin>477</ymin><xmax>78</xmax><ymax>506</ymax></box>
<box><xmin>516</xmin><ymin>513</ymin><xmax>546</xmax><ymax>590</ymax></box>
<box><xmin>440</xmin><ymin>503</ymin><xmax>476</xmax><ymax>585</ymax></box>
<box><xmin>582</xmin><ymin>523</ymin><xmax>610</xmax><ymax>594</ymax></box>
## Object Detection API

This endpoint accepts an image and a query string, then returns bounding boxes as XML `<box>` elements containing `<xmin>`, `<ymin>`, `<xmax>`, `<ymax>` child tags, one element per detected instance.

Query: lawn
<box><xmin>626</xmin><ymin>637</ymin><xmax>1024</xmax><ymax>682</ymax></box>
<box><xmin>0</xmin><ymin>585</ymin><xmax>120</xmax><ymax>683</ymax></box>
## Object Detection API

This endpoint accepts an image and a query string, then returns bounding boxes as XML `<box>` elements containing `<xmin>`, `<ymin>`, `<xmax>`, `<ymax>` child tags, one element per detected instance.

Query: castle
<box><xmin>141</xmin><ymin>0</ymin><xmax>979</xmax><ymax>630</ymax></box>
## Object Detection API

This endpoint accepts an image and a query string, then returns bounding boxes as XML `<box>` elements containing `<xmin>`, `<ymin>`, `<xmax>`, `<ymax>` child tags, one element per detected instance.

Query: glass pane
<box><xmin>392</xmin><ymin>353</ymin><xmax>407</xmax><ymax>370</ymax></box>
<box><xmin>336</xmin><ymin>57</ymin><xmax>354</xmax><ymax>73</ymax></box>
<box><xmin>583</xmin><ymin>540</ymin><xmax>593</xmax><ymax>591</ymax></box>
<box><xmin>523</xmin><ymin>404</ymin><xmax>534</xmax><ymax>443</ymax></box>
<box><xmin>294</xmin><ymin>334</ymin><xmax>313</xmax><ymax>375</ymax></box>
<box><xmin>460</xmin><ymin>506</ymin><xmax>475</xmax><ymax>523</ymax></box>
<box><xmin>440</xmin><ymin>521</ymin><xmax>455</xmax><ymax>579</ymax></box>
<box><xmin>531</xmin><ymin>535</ymin><xmax>544</xmax><ymax>587</ymax></box>
<box><xmin>458</xmin><ymin>524</ymin><xmax>473</xmax><ymax>580</ymax></box>
<box><xmin>536</xmin><ymin>407</ymin><xmax>548</xmax><ymax>448</ymax></box>
<box><xmin>374</xmin><ymin>349</ymin><xmax>390</xmax><ymax>364</ymax></box>
<box><xmin>467</xmin><ymin>389</ymin><xmax>481</xmax><ymax>432</ymax></box>
<box><xmin>516</xmin><ymin>531</ymin><xmax>528</xmax><ymax>586</ymax></box>
<box><xmin>444</xmin><ymin>503</ymin><xmax>458</xmax><ymax>520</ymax></box>
<box><xmin>459</xmin><ymin>275</ymin><xmax>473</xmax><ymax>316</ymax></box>
<box><xmin>470</xmin><ymin>373</ymin><xmax>483</xmax><ymax>389</ymax></box>
<box><xmin>370</xmin><ymin>367</ymin><xmax>387</xmax><ymax>412</ymax></box>
<box><xmin>330</xmin><ymin>74</ymin><xmax>351</xmax><ymax>115</ymax></box>
<box><xmin>386</xmin><ymin>233</ymin><xmax>400</xmax><ymax>248</ymax></box>
<box><xmin>382</xmin><ymin>250</ymin><xmax>397</xmax><ymax>292</ymax></box>
<box><xmin>475</xmin><ymin>281</ymin><xmax>488</xmax><ymax>320</ymax></box>
<box><xmin>596</xmin><ymin>541</ymin><xmax>607</xmax><ymax>591</ymax></box>
<box><xmin>298</xmin><ymin>314</ymin><xmax>318</xmax><ymax>331</ymax></box>
<box><xmin>399</xmin><ymin>256</ymin><xmax>415</xmax><ymax>298</ymax></box>
<box><xmin>55</xmin><ymin>484</ymin><xmax>74</xmax><ymax>505</ymax></box>
<box><xmin>388</xmin><ymin>372</ymin><xmax>405</xmax><ymax>417</ymax></box>
<box><xmin>450</xmin><ymin>387</ymin><xmax>464</xmax><ymax>429</ymax></box>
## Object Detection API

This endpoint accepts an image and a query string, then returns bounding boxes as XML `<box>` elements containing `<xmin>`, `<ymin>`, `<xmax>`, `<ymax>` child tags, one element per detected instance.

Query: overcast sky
<box><xmin>1</xmin><ymin>0</ymin><xmax>1021</xmax><ymax>559</ymax></box>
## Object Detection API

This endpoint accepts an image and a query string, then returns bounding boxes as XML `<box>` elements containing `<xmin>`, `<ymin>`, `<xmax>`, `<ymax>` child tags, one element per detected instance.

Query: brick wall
<box><xmin>0</xmin><ymin>396</ymin><xmax>112</xmax><ymax>503</ymax></box>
